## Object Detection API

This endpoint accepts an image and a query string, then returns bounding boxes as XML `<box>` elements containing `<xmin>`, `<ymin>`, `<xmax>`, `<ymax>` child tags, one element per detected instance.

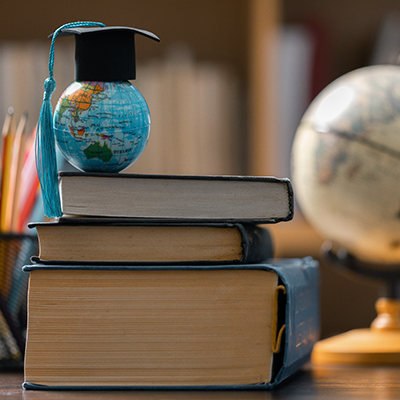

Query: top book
<box><xmin>58</xmin><ymin>172</ymin><xmax>294</xmax><ymax>223</ymax></box>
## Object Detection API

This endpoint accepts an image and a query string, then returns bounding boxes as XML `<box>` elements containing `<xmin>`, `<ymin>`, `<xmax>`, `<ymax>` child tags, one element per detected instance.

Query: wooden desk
<box><xmin>1</xmin><ymin>364</ymin><xmax>400</xmax><ymax>399</ymax></box>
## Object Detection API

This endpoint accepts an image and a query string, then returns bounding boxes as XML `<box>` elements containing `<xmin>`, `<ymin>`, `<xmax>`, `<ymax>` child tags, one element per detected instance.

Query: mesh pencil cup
<box><xmin>0</xmin><ymin>234</ymin><xmax>38</xmax><ymax>367</ymax></box>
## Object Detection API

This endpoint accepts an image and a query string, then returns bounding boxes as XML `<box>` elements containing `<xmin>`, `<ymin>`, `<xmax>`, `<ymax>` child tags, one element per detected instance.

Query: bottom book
<box><xmin>22</xmin><ymin>258</ymin><xmax>319</xmax><ymax>390</ymax></box>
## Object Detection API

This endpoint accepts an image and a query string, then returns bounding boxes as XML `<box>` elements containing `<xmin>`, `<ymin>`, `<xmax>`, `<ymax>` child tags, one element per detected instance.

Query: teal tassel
<box><xmin>35</xmin><ymin>77</ymin><xmax>60</xmax><ymax>217</ymax></box>
<box><xmin>35</xmin><ymin>21</ymin><xmax>105</xmax><ymax>218</ymax></box>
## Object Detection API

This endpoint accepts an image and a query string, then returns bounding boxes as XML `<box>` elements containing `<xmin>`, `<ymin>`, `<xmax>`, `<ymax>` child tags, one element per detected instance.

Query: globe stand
<box><xmin>312</xmin><ymin>241</ymin><xmax>400</xmax><ymax>365</ymax></box>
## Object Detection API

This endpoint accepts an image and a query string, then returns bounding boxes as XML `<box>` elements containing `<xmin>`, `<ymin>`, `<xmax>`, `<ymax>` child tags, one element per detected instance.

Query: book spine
<box><xmin>269</xmin><ymin>257</ymin><xmax>320</xmax><ymax>386</ymax></box>
<box><xmin>239</xmin><ymin>224</ymin><xmax>274</xmax><ymax>263</ymax></box>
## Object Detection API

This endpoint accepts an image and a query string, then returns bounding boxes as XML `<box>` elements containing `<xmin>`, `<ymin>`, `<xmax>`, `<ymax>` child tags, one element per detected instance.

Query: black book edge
<box><xmin>58</xmin><ymin>171</ymin><xmax>292</xmax><ymax>184</ymax></box>
<box><xmin>22</xmin><ymin>382</ymin><xmax>277</xmax><ymax>391</ymax></box>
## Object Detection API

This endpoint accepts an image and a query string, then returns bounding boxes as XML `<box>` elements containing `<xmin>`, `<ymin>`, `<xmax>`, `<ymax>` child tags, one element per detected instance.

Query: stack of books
<box><xmin>22</xmin><ymin>172</ymin><xmax>320</xmax><ymax>390</ymax></box>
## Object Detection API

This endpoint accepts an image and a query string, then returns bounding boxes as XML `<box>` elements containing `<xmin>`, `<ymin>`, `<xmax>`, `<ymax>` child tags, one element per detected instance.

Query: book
<box><xmin>22</xmin><ymin>258</ymin><xmax>319</xmax><ymax>390</ymax></box>
<box><xmin>58</xmin><ymin>172</ymin><xmax>294</xmax><ymax>223</ymax></box>
<box><xmin>277</xmin><ymin>23</ymin><xmax>315</xmax><ymax>179</ymax></box>
<box><xmin>29</xmin><ymin>219</ymin><xmax>274</xmax><ymax>265</ymax></box>
<box><xmin>131</xmin><ymin>50</ymin><xmax>241</xmax><ymax>176</ymax></box>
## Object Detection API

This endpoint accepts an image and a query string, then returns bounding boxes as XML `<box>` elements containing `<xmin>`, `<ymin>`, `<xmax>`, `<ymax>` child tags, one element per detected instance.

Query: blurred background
<box><xmin>1</xmin><ymin>0</ymin><xmax>399</xmax><ymax>338</ymax></box>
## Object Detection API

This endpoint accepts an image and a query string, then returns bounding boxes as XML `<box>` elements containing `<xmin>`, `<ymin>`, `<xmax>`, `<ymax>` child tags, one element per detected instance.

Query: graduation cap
<box><xmin>51</xmin><ymin>26</ymin><xmax>160</xmax><ymax>81</ymax></box>
<box><xmin>36</xmin><ymin>21</ymin><xmax>160</xmax><ymax>218</ymax></box>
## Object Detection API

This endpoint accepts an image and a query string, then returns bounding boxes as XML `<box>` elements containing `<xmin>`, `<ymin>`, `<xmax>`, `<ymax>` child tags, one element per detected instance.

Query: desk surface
<box><xmin>1</xmin><ymin>364</ymin><xmax>400</xmax><ymax>400</ymax></box>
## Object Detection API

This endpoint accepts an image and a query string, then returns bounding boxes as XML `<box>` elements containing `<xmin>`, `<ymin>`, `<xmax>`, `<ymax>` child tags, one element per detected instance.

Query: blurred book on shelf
<box><xmin>276</xmin><ymin>23</ymin><xmax>316</xmax><ymax>180</ymax></box>
<box><xmin>132</xmin><ymin>45</ymin><xmax>243</xmax><ymax>176</ymax></box>
<box><xmin>275</xmin><ymin>22</ymin><xmax>332</xmax><ymax>180</ymax></box>
<box><xmin>370</xmin><ymin>12</ymin><xmax>400</xmax><ymax>65</ymax></box>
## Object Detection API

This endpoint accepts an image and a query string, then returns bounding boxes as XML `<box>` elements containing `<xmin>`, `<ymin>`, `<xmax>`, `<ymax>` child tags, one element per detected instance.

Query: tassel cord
<box><xmin>35</xmin><ymin>21</ymin><xmax>105</xmax><ymax>218</ymax></box>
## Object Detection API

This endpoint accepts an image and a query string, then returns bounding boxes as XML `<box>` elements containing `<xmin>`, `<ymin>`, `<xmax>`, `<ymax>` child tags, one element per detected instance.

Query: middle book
<box><xmin>30</xmin><ymin>219</ymin><xmax>274</xmax><ymax>265</ymax></box>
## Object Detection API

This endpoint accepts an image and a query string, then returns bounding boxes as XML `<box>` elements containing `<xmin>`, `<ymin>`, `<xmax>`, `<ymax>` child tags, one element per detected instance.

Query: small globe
<box><xmin>292</xmin><ymin>65</ymin><xmax>400</xmax><ymax>265</ymax></box>
<box><xmin>54</xmin><ymin>80</ymin><xmax>151</xmax><ymax>172</ymax></box>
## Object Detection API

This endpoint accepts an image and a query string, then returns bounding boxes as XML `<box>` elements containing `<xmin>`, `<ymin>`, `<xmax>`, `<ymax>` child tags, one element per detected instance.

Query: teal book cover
<box><xmin>22</xmin><ymin>258</ymin><xmax>319</xmax><ymax>390</ymax></box>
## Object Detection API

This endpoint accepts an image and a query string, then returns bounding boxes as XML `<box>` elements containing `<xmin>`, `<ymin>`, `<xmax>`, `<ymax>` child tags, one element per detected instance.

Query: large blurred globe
<box><xmin>54</xmin><ymin>80</ymin><xmax>151</xmax><ymax>172</ymax></box>
<box><xmin>292</xmin><ymin>65</ymin><xmax>400</xmax><ymax>264</ymax></box>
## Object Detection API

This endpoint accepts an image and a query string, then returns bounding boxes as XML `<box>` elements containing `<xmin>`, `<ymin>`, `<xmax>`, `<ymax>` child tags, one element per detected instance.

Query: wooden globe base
<box><xmin>312</xmin><ymin>298</ymin><xmax>400</xmax><ymax>365</ymax></box>
<box><xmin>312</xmin><ymin>328</ymin><xmax>400</xmax><ymax>365</ymax></box>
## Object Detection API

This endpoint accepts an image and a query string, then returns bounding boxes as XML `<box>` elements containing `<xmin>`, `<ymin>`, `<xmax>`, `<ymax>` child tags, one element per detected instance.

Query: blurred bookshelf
<box><xmin>1</xmin><ymin>0</ymin><xmax>399</xmax><ymax>171</ymax></box>
<box><xmin>0</xmin><ymin>0</ymin><xmax>398</xmax><ymax>264</ymax></box>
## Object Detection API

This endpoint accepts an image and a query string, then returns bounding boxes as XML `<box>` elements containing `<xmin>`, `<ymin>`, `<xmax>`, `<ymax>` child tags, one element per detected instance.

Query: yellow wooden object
<box><xmin>312</xmin><ymin>298</ymin><xmax>400</xmax><ymax>365</ymax></box>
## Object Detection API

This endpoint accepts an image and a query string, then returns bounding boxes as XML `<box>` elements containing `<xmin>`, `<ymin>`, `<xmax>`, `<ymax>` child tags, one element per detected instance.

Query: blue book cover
<box><xmin>22</xmin><ymin>257</ymin><xmax>319</xmax><ymax>390</ymax></box>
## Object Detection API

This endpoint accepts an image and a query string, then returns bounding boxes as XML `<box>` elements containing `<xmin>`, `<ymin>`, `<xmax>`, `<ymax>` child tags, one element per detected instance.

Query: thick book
<box><xmin>28</xmin><ymin>219</ymin><xmax>274</xmax><ymax>264</ymax></box>
<box><xmin>22</xmin><ymin>258</ymin><xmax>319</xmax><ymax>390</ymax></box>
<box><xmin>58</xmin><ymin>172</ymin><xmax>294</xmax><ymax>223</ymax></box>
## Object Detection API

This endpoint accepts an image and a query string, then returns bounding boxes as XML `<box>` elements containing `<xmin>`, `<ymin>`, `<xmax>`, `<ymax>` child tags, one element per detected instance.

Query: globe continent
<box><xmin>291</xmin><ymin>65</ymin><xmax>400</xmax><ymax>264</ymax></box>
<box><xmin>54</xmin><ymin>80</ymin><xmax>151</xmax><ymax>172</ymax></box>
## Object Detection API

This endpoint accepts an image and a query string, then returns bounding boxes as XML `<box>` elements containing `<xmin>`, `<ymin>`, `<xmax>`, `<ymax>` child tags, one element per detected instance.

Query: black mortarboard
<box><xmin>50</xmin><ymin>26</ymin><xmax>160</xmax><ymax>82</ymax></box>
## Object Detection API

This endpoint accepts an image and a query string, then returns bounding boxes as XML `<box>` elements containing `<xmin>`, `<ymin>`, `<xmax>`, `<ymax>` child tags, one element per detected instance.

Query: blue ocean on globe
<box><xmin>54</xmin><ymin>80</ymin><xmax>151</xmax><ymax>172</ymax></box>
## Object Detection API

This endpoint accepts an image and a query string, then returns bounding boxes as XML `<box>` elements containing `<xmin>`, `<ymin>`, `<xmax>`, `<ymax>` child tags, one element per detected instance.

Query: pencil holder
<box><xmin>0</xmin><ymin>233</ymin><xmax>38</xmax><ymax>368</ymax></box>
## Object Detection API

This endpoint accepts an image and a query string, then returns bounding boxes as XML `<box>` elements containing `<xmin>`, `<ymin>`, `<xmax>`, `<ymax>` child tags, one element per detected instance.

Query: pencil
<box><xmin>8</xmin><ymin>113</ymin><xmax>28</xmax><ymax>233</ymax></box>
<box><xmin>0</xmin><ymin>108</ymin><xmax>16</xmax><ymax>233</ymax></box>
<box><xmin>15</xmin><ymin>124</ymin><xmax>39</xmax><ymax>233</ymax></box>
<box><xmin>0</xmin><ymin>108</ymin><xmax>14</xmax><ymax>215</ymax></box>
